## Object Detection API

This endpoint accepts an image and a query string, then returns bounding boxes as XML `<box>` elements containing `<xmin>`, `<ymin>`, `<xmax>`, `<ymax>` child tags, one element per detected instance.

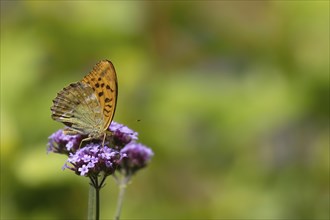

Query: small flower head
<box><xmin>64</xmin><ymin>143</ymin><xmax>121</xmax><ymax>176</ymax></box>
<box><xmin>108</xmin><ymin>122</ymin><xmax>138</xmax><ymax>149</ymax></box>
<box><xmin>47</xmin><ymin>129</ymin><xmax>84</xmax><ymax>155</ymax></box>
<box><xmin>119</xmin><ymin>142</ymin><xmax>154</xmax><ymax>175</ymax></box>
<box><xmin>48</xmin><ymin>121</ymin><xmax>154</xmax><ymax>181</ymax></box>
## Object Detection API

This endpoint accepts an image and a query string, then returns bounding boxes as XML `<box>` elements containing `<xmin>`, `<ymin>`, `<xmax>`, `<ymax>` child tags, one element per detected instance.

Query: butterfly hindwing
<box><xmin>51</xmin><ymin>82</ymin><xmax>104</xmax><ymax>135</ymax></box>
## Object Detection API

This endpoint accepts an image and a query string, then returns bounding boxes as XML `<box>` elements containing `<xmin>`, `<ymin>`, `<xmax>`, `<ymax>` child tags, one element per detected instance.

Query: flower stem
<box><xmin>114</xmin><ymin>175</ymin><xmax>130</xmax><ymax>220</ymax></box>
<box><xmin>88</xmin><ymin>176</ymin><xmax>104</xmax><ymax>220</ymax></box>
<box><xmin>95</xmin><ymin>186</ymin><xmax>100</xmax><ymax>220</ymax></box>
<box><xmin>88</xmin><ymin>181</ymin><xmax>96</xmax><ymax>220</ymax></box>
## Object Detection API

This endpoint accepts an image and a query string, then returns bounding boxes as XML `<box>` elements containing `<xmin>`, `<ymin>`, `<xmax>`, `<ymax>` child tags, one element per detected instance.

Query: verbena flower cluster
<box><xmin>120</xmin><ymin>143</ymin><xmax>154</xmax><ymax>175</ymax></box>
<box><xmin>65</xmin><ymin>144</ymin><xmax>121</xmax><ymax>176</ymax></box>
<box><xmin>48</xmin><ymin>121</ymin><xmax>153</xmax><ymax>177</ymax></box>
<box><xmin>47</xmin><ymin>129</ymin><xmax>84</xmax><ymax>155</ymax></box>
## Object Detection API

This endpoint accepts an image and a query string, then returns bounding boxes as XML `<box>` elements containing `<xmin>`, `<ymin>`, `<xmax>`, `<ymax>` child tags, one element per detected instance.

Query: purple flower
<box><xmin>48</xmin><ymin>121</ymin><xmax>154</xmax><ymax>179</ymax></box>
<box><xmin>47</xmin><ymin>129</ymin><xmax>84</xmax><ymax>155</ymax></box>
<box><xmin>64</xmin><ymin>143</ymin><xmax>121</xmax><ymax>176</ymax></box>
<box><xmin>119</xmin><ymin>142</ymin><xmax>154</xmax><ymax>175</ymax></box>
<box><xmin>109</xmin><ymin>122</ymin><xmax>138</xmax><ymax>148</ymax></box>
<box><xmin>78</xmin><ymin>165</ymin><xmax>89</xmax><ymax>176</ymax></box>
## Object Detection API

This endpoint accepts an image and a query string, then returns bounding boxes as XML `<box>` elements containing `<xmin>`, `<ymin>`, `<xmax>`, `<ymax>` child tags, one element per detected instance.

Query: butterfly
<box><xmin>51</xmin><ymin>60</ymin><xmax>118</xmax><ymax>146</ymax></box>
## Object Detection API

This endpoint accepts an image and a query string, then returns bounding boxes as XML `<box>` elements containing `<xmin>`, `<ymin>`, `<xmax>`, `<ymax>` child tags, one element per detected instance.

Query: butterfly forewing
<box><xmin>82</xmin><ymin>60</ymin><xmax>118</xmax><ymax>131</ymax></box>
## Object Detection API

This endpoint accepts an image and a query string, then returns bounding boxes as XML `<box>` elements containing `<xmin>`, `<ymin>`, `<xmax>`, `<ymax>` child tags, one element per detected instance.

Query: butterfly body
<box><xmin>51</xmin><ymin>60</ymin><xmax>118</xmax><ymax>145</ymax></box>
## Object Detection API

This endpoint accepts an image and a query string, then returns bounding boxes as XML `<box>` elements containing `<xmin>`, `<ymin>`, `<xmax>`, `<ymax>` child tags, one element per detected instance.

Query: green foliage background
<box><xmin>1</xmin><ymin>1</ymin><xmax>329</xmax><ymax>219</ymax></box>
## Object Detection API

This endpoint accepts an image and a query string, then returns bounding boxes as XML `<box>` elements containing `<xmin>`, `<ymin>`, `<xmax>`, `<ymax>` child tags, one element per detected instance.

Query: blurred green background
<box><xmin>1</xmin><ymin>1</ymin><xmax>329</xmax><ymax>219</ymax></box>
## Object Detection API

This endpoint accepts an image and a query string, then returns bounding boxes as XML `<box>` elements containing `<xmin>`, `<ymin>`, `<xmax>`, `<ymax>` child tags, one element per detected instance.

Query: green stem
<box><xmin>88</xmin><ymin>176</ymin><xmax>103</xmax><ymax>220</ymax></box>
<box><xmin>95</xmin><ymin>187</ymin><xmax>100</xmax><ymax>220</ymax></box>
<box><xmin>114</xmin><ymin>175</ymin><xmax>130</xmax><ymax>220</ymax></box>
<box><xmin>88</xmin><ymin>181</ymin><xmax>96</xmax><ymax>220</ymax></box>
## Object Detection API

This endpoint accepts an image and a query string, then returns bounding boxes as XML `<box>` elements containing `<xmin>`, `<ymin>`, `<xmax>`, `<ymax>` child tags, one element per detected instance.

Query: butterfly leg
<box><xmin>102</xmin><ymin>132</ymin><xmax>106</xmax><ymax>147</ymax></box>
<box><xmin>79</xmin><ymin>137</ymin><xmax>92</xmax><ymax>148</ymax></box>
<box><xmin>78</xmin><ymin>133</ymin><xmax>107</xmax><ymax>148</ymax></box>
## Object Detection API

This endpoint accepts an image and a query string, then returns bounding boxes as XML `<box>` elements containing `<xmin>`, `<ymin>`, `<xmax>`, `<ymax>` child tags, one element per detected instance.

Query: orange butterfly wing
<box><xmin>81</xmin><ymin>60</ymin><xmax>118</xmax><ymax>132</ymax></box>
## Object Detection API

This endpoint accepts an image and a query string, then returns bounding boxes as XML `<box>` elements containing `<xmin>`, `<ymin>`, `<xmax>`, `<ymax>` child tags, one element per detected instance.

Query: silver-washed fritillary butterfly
<box><xmin>51</xmin><ymin>60</ymin><xmax>118</xmax><ymax>146</ymax></box>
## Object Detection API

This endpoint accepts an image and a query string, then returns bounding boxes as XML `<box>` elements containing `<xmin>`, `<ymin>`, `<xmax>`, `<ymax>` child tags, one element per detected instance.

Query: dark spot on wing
<box><xmin>106</xmin><ymin>85</ymin><xmax>114</xmax><ymax>92</ymax></box>
<box><xmin>101</xmin><ymin>83</ymin><xmax>105</xmax><ymax>88</ymax></box>
<box><xmin>98</xmin><ymin>77</ymin><xmax>102</xmax><ymax>81</ymax></box>
<box><xmin>100</xmin><ymin>70</ymin><xmax>107</xmax><ymax>76</ymax></box>
<box><xmin>98</xmin><ymin>92</ymin><xmax>104</xmax><ymax>97</ymax></box>
<box><xmin>63</xmin><ymin>122</ymin><xmax>73</xmax><ymax>127</ymax></box>
<box><xmin>104</xmin><ymin>98</ymin><xmax>112</xmax><ymax>103</ymax></box>
<box><xmin>95</xmin><ymin>83</ymin><xmax>100</xmax><ymax>88</ymax></box>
